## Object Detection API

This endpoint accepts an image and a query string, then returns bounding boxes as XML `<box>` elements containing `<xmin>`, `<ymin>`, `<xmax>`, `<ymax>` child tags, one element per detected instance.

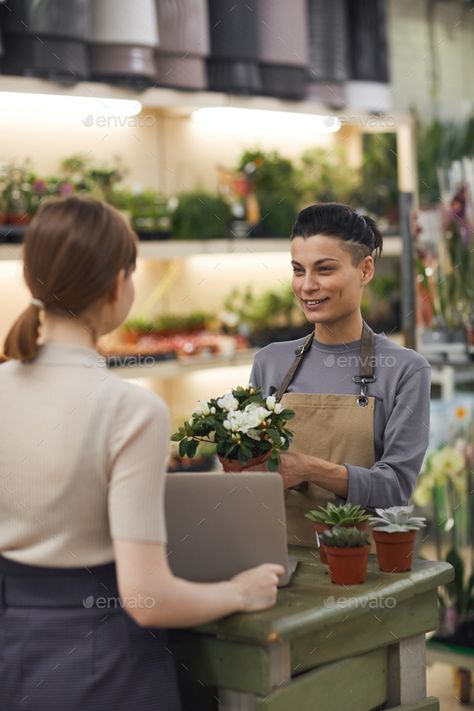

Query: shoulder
<box><xmin>254</xmin><ymin>335</ymin><xmax>309</xmax><ymax>364</ymax></box>
<box><xmin>102</xmin><ymin>371</ymin><xmax>169</xmax><ymax>423</ymax></box>
<box><xmin>373</xmin><ymin>333</ymin><xmax>431</xmax><ymax>381</ymax></box>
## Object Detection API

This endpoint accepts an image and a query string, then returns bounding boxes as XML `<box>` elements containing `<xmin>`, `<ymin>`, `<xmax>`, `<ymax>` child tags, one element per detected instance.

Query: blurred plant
<box><xmin>60</xmin><ymin>153</ymin><xmax>127</xmax><ymax>201</ymax></box>
<box><xmin>414</xmin><ymin>400</ymin><xmax>474</xmax><ymax>640</ymax></box>
<box><xmin>171</xmin><ymin>191</ymin><xmax>231</xmax><ymax>240</ymax></box>
<box><xmin>113</xmin><ymin>189</ymin><xmax>171</xmax><ymax>234</ymax></box>
<box><xmin>359</xmin><ymin>133</ymin><xmax>398</xmax><ymax>224</ymax></box>
<box><xmin>416</xmin><ymin>115</ymin><xmax>474</xmax><ymax>206</ymax></box>
<box><xmin>221</xmin><ymin>283</ymin><xmax>306</xmax><ymax>335</ymax></box>
<box><xmin>299</xmin><ymin>146</ymin><xmax>360</xmax><ymax>206</ymax></box>
<box><xmin>237</xmin><ymin>149</ymin><xmax>301</xmax><ymax>236</ymax></box>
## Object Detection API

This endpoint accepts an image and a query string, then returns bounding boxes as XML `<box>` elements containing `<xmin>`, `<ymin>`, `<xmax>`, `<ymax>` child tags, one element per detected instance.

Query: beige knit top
<box><xmin>0</xmin><ymin>343</ymin><xmax>169</xmax><ymax>567</ymax></box>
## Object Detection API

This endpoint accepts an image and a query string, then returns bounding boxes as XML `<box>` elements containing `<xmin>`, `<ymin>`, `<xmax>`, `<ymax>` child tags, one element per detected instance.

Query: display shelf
<box><xmin>0</xmin><ymin>75</ymin><xmax>407</xmax><ymax>127</ymax></box>
<box><xmin>0</xmin><ymin>236</ymin><xmax>403</xmax><ymax>261</ymax></box>
<box><xmin>108</xmin><ymin>347</ymin><xmax>257</xmax><ymax>380</ymax></box>
<box><xmin>430</xmin><ymin>362</ymin><xmax>474</xmax><ymax>400</ymax></box>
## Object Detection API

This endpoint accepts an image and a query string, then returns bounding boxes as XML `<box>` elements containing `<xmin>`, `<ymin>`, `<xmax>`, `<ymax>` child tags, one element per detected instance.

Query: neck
<box><xmin>314</xmin><ymin>312</ymin><xmax>364</xmax><ymax>345</ymax></box>
<box><xmin>42</xmin><ymin>314</ymin><xmax>97</xmax><ymax>349</ymax></box>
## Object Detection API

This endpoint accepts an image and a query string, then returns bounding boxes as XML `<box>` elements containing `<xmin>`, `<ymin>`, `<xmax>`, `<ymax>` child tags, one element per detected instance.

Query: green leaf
<box><xmin>268</xmin><ymin>450</ymin><xmax>280</xmax><ymax>471</ymax></box>
<box><xmin>178</xmin><ymin>439</ymin><xmax>188</xmax><ymax>458</ymax></box>
<box><xmin>238</xmin><ymin>446</ymin><xmax>252</xmax><ymax>464</ymax></box>
<box><xmin>170</xmin><ymin>432</ymin><xmax>183</xmax><ymax>441</ymax></box>
<box><xmin>266</xmin><ymin>428</ymin><xmax>281</xmax><ymax>445</ymax></box>
<box><xmin>186</xmin><ymin>439</ymin><xmax>199</xmax><ymax>458</ymax></box>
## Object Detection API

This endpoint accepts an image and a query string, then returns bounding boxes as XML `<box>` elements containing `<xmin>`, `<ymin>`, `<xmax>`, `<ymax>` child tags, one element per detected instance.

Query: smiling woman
<box><xmin>248</xmin><ymin>203</ymin><xmax>431</xmax><ymax>547</ymax></box>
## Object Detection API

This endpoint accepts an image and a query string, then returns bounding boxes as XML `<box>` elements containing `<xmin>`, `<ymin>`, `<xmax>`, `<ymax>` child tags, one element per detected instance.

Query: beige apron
<box><xmin>274</xmin><ymin>322</ymin><xmax>376</xmax><ymax>547</ymax></box>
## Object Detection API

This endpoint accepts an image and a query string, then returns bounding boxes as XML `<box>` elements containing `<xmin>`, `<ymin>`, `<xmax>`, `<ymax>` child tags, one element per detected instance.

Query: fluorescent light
<box><xmin>0</xmin><ymin>91</ymin><xmax>141</xmax><ymax>116</ymax></box>
<box><xmin>192</xmin><ymin>107</ymin><xmax>341</xmax><ymax>133</ymax></box>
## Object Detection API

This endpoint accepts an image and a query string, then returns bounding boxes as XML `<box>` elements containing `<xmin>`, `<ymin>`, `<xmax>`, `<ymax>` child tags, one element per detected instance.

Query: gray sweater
<box><xmin>249</xmin><ymin>333</ymin><xmax>431</xmax><ymax>509</ymax></box>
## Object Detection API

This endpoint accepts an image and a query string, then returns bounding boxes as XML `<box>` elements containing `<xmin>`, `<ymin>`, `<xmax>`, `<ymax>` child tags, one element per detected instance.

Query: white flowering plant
<box><xmin>171</xmin><ymin>385</ymin><xmax>295</xmax><ymax>471</ymax></box>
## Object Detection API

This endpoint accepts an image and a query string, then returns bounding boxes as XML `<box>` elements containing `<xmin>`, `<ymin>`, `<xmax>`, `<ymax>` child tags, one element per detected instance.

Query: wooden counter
<box><xmin>171</xmin><ymin>547</ymin><xmax>453</xmax><ymax>711</ymax></box>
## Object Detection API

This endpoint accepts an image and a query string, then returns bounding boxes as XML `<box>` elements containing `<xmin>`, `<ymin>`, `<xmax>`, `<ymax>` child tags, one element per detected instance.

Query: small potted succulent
<box><xmin>171</xmin><ymin>385</ymin><xmax>294</xmax><ymax>472</ymax></box>
<box><xmin>305</xmin><ymin>503</ymin><xmax>371</xmax><ymax>564</ymax></box>
<box><xmin>320</xmin><ymin>527</ymin><xmax>370</xmax><ymax>585</ymax></box>
<box><xmin>370</xmin><ymin>506</ymin><xmax>426</xmax><ymax>573</ymax></box>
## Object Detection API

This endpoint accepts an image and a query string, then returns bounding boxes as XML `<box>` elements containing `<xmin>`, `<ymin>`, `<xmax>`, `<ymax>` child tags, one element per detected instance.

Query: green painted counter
<box><xmin>171</xmin><ymin>548</ymin><xmax>453</xmax><ymax>711</ymax></box>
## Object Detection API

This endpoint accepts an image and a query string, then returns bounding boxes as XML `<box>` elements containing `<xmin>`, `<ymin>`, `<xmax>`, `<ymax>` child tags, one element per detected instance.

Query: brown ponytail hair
<box><xmin>4</xmin><ymin>195</ymin><xmax>137</xmax><ymax>361</ymax></box>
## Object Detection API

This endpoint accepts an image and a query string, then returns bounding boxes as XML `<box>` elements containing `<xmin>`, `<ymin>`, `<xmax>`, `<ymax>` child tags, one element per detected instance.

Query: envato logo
<box><xmin>329</xmin><ymin>113</ymin><xmax>397</xmax><ymax>130</ymax></box>
<box><xmin>324</xmin><ymin>594</ymin><xmax>397</xmax><ymax>610</ymax></box>
<box><xmin>322</xmin><ymin>354</ymin><xmax>397</xmax><ymax>368</ymax></box>
<box><xmin>82</xmin><ymin>114</ymin><xmax>156</xmax><ymax>129</ymax></box>
<box><xmin>85</xmin><ymin>354</ymin><xmax>160</xmax><ymax>369</ymax></box>
<box><xmin>83</xmin><ymin>594</ymin><xmax>155</xmax><ymax>610</ymax></box>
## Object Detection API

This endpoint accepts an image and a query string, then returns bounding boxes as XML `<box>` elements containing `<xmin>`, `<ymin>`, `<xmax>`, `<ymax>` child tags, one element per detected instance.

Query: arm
<box><xmin>108</xmin><ymin>386</ymin><xmax>283</xmax><ymax>628</ymax></box>
<box><xmin>114</xmin><ymin>539</ymin><xmax>283</xmax><ymax>628</ymax></box>
<box><xmin>279</xmin><ymin>366</ymin><xmax>431</xmax><ymax>507</ymax></box>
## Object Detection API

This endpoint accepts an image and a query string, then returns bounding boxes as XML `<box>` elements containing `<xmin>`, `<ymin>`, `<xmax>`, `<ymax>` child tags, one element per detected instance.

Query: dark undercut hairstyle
<box><xmin>290</xmin><ymin>203</ymin><xmax>383</xmax><ymax>265</ymax></box>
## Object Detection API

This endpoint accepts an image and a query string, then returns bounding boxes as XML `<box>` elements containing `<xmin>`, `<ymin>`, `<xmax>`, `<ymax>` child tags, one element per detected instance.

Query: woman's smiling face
<box><xmin>291</xmin><ymin>234</ymin><xmax>374</xmax><ymax>326</ymax></box>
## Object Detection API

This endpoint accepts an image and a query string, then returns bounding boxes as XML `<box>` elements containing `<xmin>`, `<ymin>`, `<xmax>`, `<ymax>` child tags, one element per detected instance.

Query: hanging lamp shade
<box><xmin>207</xmin><ymin>0</ymin><xmax>261</xmax><ymax>94</ymax></box>
<box><xmin>154</xmin><ymin>0</ymin><xmax>209</xmax><ymax>89</ymax></box>
<box><xmin>347</xmin><ymin>0</ymin><xmax>388</xmax><ymax>82</ymax></box>
<box><xmin>0</xmin><ymin>0</ymin><xmax>90</xmax><ymax>81</ymax></box>
<box><xmin>257</xmin><ymin>0</ymin><xmax>309</xmax><ymax>100</ymax></box>
<box><xmin>306</xmin><ymin>0</ymin><xmax>348</xmax><ymax>108</ymax></box>
<box><xmin>89</xmin><ymin>0</ymin><xmax>159</xmax><ymax>86</ymax></box>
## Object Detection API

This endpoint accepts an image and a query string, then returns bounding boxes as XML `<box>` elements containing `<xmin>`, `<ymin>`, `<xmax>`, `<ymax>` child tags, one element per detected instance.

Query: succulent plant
<box><xmin>320</xmin><ymin>526</ymin><xmax>370</xmax><ymax>548</ymax></box>
<box><xmin>369</xmin><ymin>506</ymin><xmax>426</xmax><ymax>533</ymax></box>
<box><xmin>305</xmin><ymin>502</ymin><xmax>370</xmax><ymax>526</ymax></box>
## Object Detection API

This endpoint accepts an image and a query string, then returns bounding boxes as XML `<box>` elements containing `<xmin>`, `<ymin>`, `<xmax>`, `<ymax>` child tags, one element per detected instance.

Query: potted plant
<box><xmin>320</xmin><ymin>526</ymin><xmax>370</xmax><ymax>585</ymax></box>
<box><xmin>121</xmin><ymin>189</ymin><xmax>172</xmax><ymax>240</ymax></box>
<box><xmin>171</xmin><ymin>191</ymin><xmax>231</xmax><ymax>240</ymax></box>
<box><xmin>370</xmin><ymin>506</ymin><xmax>427</xmax><ymax>573</ymax></box>
<box><xmin>236</xmin><ymin>149</ymin><xmax>300</xmax><ymax>237</ymax></box>
<box><xmin>122</xmin><ymin>317</ymin><xmax>156</xmax><ymax>344</ymax></box>
<box><xmin>171</xmin><ymin>385</ymin><xmax>295</xmax><ymax>471</ymax></box>
<box><xmin>305</xmin><ymin>503</ymin><xmax>371</xmax><ymax>564</ymax></box>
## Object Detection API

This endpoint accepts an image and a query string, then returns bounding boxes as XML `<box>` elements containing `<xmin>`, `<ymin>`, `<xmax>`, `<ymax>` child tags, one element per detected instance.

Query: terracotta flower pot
<box><xmin>314</xmin><ymin>521</ymin><xmax>370</xmax><ymax>566</ymax></box>
<box><xmin>325</xmin><ymin>545</ymin><xmax>370</xmax><ymax>585</ymax></box>
<box><xmin>313</xmin><ymin>522</ymin><xmax>329</xmax><ymax>564</ymax></box>
<box><xmin>372</xmin><ymin>529</ymin><xmax>417</xmax><ymax>573</ymax></box>
<box><xmin>218</xmin><ymin>451</ymin><xmax>270</xmax><ymax>473</ymax></box>
<box><xmin>7</xmin><ymin>212</ymin><xmax>31</xmax><ymax>226</ymax></box>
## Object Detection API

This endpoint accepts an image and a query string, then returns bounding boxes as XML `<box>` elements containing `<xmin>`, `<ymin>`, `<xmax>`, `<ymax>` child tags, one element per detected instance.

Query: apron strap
<box><xmin>274</xmin><ymin>321</ymin><xmax>376</xmax><ymax>403</ymax></box>
<box><xmin>274</xmin><ymin>331</ymin><xmax>314</xmax><ymax>402</ymax></box>
<box><xmin>352</xmin><ymin>322</ymin><xmax>376</xmax><ymax>407</ymax></box>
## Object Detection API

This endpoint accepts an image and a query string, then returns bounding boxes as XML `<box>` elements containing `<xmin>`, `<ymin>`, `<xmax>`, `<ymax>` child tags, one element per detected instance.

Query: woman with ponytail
<box><xmin>0</xmin><ymin>196</ymin><xmax>283</xmax><ymax>711</ymax></box>
<box><xmin>248</xmin><ymin>203</ymin><xmax>431</xmax><ymax>546</ymax></box>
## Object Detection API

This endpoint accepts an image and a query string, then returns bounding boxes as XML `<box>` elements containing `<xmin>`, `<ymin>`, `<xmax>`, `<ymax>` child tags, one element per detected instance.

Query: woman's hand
<box><xmin>277</xmin><ymin>451</ymin><xmax>312</xmax><ymax>488</ymax></box>
<box><xmin>231</xmin><ymin>563</ymin><xmax>285</xmax><ymax>612</ymax></box>
<box><xmin>242</xmin><ymin>451</ymin><xmax>311</xmax><ymax>489</ymax></box>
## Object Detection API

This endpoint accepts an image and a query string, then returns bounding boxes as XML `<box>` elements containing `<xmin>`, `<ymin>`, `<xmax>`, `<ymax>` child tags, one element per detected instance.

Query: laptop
<box><xmin>164</xmin><ymin>471</ymin><xmax>298</xmax><ymax>587</ymax></box>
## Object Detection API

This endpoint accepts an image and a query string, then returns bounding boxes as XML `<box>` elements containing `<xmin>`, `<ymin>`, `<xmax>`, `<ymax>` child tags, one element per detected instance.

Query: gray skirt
<box><xmin>0</xmin><ymin>555</ymin><xmax>181</xmax><ymax>711</ymax></box>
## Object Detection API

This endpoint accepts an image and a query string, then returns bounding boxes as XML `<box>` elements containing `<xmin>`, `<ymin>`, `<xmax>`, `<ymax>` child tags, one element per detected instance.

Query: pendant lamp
<box><xmin>154</xmin><ymin>0</ymin><xmax>209</xmax><ymax>90</ymax></box>
<box><xmin>89</xmin><ymin>0</ymin><xmax>159</xmax><ymax>87</ymax></box>
<box><xmin>306</xmin><ymin>0</ymin><xmax>348</xmax><ymax>108</ymax></box>
<box><xmin>257</xmin><ymin>0</ymin><xmax>309</xmax><ymax>100</ymax></box>
<box><xmin>207</xmin><ymin>0</ymin><xmax>261</xmax><ymax>94</ymax></box>
<box><xmin>0</xmin><ymin>0</ymin><xmax>90</xmax><ymax>81</ymax></box>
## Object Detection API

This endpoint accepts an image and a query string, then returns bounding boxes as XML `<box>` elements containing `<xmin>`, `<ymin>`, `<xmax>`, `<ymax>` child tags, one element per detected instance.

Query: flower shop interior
<box><xmin>1</xmin><ymin>2</ymin><xmax>474</xmax><ymax>711</ymax></box>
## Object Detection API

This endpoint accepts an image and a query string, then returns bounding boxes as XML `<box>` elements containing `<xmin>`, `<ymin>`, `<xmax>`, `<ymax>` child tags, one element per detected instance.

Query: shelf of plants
<box><xmin>0</xmin><ymin>236</ymin><xmax>403</xmax><ymax>262</ymax></box>
<box><xmin>106</xmin><ymin>347</ymin><xmax>257</xmax><ymax>381</ymax></box>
